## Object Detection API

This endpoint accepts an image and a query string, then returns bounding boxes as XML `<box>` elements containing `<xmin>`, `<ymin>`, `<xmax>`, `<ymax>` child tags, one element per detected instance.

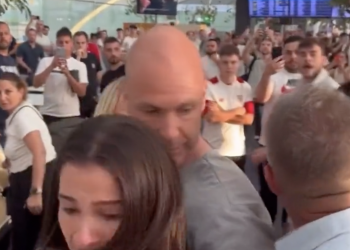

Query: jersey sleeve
<box><xmin>243</xmin><ymin>83</ymin><xmax>254</xmax><ymax>114</ymax></box>
<box><xmin>202</xmin><ymin>85</ymin><xmax>215</xmax><ymax>116</ymax></box>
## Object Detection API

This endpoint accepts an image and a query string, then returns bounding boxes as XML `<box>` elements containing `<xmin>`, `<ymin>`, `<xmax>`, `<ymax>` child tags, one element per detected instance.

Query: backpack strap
<box><xmin>247</xmin><ymin>55</ymin><xmax>257</xmax><ymax>74</ymax></box>
<box><xmin>8</xmin><ymin>105</ymin><xmax>42</xmax><ymax>126</ymax></box>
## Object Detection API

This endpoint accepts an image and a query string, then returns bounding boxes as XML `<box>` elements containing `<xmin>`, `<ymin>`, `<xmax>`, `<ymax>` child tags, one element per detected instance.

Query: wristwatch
<box><xmin>30</xmin><ymin>187</ymin><xmax>43</xmax><ymax>195</ymax></box>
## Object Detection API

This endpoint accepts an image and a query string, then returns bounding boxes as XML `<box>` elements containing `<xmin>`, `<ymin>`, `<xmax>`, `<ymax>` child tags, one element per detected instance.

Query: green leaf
<box><xmin>0</xmin><ymin>0</ymin><xmax>31</xmax><ymax>17</ymax></box>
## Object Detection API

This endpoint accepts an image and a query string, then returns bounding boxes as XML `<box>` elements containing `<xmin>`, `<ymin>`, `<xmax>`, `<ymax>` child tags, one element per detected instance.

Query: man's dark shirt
<box><xmin>8</xmin><ymin>36</ymin><xmax>16</xmax><ymax>59</ymax></box>
<box><xmin>100</xmin><ymin>64</ymin><xmax>125</xmax><ymax>93</ymax></box>
<box><xmin>73</xmin><ymin>52</ymin><xmax>101</xmax><ymax>117</ymax></box>
<box><xmin>0</xmin><ymin>55</ymin><xmax>18</xmax><ymax>145</ymax></box>
<box><xmin>16</xmin><ymin>41</ymin><xmax>44</xmax><ymax>74</ymax></box>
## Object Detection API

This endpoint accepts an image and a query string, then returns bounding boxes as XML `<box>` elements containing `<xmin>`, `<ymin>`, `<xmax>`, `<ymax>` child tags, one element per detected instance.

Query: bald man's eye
<box><xmin>143</xmin><ymin>108</ymin><xmax>161</xmax><ymax>115</ymax></box>
<box><xmin>178</xmin><ymin>106</ymin><xmax>193</xmax><ymax>114</ymax></box>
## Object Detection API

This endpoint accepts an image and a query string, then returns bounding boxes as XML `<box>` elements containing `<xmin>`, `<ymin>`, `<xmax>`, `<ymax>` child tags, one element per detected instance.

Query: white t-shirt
<box><xmin>247</xmin><ymin>56</ymin><xmax>266</xmax><ymax>94</ymax></box>
<box><xmin>122</xmin><ymin>36</ymin><xmax>137</xmax><ymax>51</ymax></box>
<box><xmin>202</xmin><ymin>77</ymin><xmax>254</xmax><ymax>157</ymax></box>
<box><xmin>4</xmin><ymin>102</ymin><xmax>56</xmax><ymax>173</ymax></box>
<box><xmin>201</xmin><ymin>55</ymin><xmax>219</xmax><ymax>80</ymax></box>
<box><xmin>259</xmin><ymin>69</ymin><xmax>302</xmax><ymax>146</ymax></box>
<box><xmin>259</xmin><ymin>68</ymin><xmax>339</xmax><ymax>146</ymax></box>
<box><xmin>36</xmin><ymin>34</ymin><xmax>51</xmax><ymax>56</ymax></box>
<box><xmin>35</xmin><ymin>57</ymin><xmax>88</xmax><ymax>117</ymax></box>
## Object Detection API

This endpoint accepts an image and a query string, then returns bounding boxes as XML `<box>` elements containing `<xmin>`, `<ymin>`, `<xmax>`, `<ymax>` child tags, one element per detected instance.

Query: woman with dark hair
<box><xmin>40</xmin><ymin>115</ymin><xmax>185</xmax><ymax>250</ymax></box>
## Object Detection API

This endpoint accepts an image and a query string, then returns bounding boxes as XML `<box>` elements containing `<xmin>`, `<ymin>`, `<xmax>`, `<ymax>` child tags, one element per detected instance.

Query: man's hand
<box><xmin>206</xmin><ymin>102</ymin><xmax>224</xmax><ymax>123</ymax></box>
<box><xmin>50</xmin><ymin>56</ymin><xmax>60</xmax><ymax>69</ymax></box>
<box><xmin>58</xmin><ymin>58</ymin><xmax>70</xmax><ymax>76</ymax></box>
<box><xmin>26</xmin><ymin>194</ymin><xmax>43</xmax><ymax>215</ymax></box>
<box><xmin>265</xmin><ymin>56</ymin><xmax>284</xmax><ymax>76</ymax></box>
<box><xmin>75</xmin><ymin>49</ymin><xmax>85</xmax><ymax>60</ymax></box>
<box><xmin>251</xmin><ymin>147</ymin><xmax>267</xmax><ymax>165</ymax></box>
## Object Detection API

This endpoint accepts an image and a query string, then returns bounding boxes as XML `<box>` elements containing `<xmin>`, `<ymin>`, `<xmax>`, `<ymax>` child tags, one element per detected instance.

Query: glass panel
<box><xmin>0</xmin><ymin>0</ymin><xmax>237</xmax><ymax>41</ymax></box>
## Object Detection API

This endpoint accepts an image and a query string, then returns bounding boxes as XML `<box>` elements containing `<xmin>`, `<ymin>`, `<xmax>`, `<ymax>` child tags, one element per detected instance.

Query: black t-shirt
<box><xmin>73</xmin><ymin>53</ymin><xmax>101</xmax><ymax>116</ymax></box>
<box><xmin>100</xmin><ymin>64</ymin><xmax>125</xmax><ymax>93</ymax></box>
<box><xmin>74</xmin><ymin>53</ymin><xmax>101</xmax><ymax>98</ymax></box>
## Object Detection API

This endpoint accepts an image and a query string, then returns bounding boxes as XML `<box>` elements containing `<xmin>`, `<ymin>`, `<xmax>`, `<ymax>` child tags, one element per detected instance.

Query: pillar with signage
<box><xmin>235</xmin><ymin>0</ymin><xmax>250</xmax><ymax>35</ymax></box>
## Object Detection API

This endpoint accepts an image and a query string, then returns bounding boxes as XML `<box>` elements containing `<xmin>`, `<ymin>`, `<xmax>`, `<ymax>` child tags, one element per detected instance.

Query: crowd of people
<box><xmin>0</xmin><ymin>15</ymin><xmax>349</xmax><ymax>250</ymax></box>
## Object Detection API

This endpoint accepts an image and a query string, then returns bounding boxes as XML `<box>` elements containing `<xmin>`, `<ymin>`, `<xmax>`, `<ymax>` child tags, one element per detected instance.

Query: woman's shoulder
<box><xmin>7</xmin><ymin>102</ymin><xmax>42</xmax><ymax>125</ymax></box>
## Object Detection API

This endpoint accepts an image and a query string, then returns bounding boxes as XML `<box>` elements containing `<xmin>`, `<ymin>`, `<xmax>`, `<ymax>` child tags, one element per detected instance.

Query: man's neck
<box><xmin>110</xmin><ymin>62</ymin><xmax>122</xmax><ymax>71</ymax></box>
<box><xmin>284</xmin><ymin>67</ymin><xmax>298</xmax><ymax>74</ymax></box>
<box><xmin>182</xmin><ymin>137</ymin><xmax>211</xmax><ymax>167</ymax></box>
<box><xmin>287</xmin><ymin>193</ymin><xmax>350</xmax><ymax>229</ymax></box>
<box><xmin>219</xmin><ymin>73</ymin><xmax>236</xmax><ymax>85</ymax></box>
<box><xmin>129</xmin><ymin>34</ymin><xmax>137</xmax><ymax>38</ymax></box>
<box><xmin>28</xmin><ymin>41</ymin><xmax>36</xmax><ymax>46</ymax></box>
<box><xmin>303</xmin><ymin>69</ymin><xmax>323</xmax><ymax>84</ymax></box>
<box><xmin>261</xmin><ymin>53</ymin><xmax>271</xmax><ymax>61</ymax></box>
<box><xmin>0</xmin><ymin>50</ymin><xmax>9</xmax><ymax>56</ymax></box>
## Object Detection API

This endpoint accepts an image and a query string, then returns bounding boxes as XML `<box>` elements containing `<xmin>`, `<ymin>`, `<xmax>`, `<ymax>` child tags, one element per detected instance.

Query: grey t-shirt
<box><xmin>181</xmin><ymin>150</ymin><xmax>275</xmax><ymax>250</ymax></box>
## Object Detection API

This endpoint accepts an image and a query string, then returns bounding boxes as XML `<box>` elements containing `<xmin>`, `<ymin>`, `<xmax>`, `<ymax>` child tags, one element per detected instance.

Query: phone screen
<box><xmin>272</xmin><ymin>47</ymin><xmax>282</xmax><ymax>59</ymax></box>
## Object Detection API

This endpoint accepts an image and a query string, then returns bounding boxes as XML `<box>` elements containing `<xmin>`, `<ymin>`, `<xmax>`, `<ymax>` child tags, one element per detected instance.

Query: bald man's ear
<box><xmin>264</xmin><ymin>164</ymin><xmax>281</xmax><ymax>196</ymax></box>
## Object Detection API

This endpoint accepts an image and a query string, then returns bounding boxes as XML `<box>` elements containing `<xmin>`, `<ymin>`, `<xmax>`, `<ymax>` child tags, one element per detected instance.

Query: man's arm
<box><xmin>63</xmin><ymin>62</ymin><xmax>88</xmax><ymax>97</ymax></box>
<box><xmin>16</xmin><ymin>45</ymin><xmax>32</xmax><ymax>73</ymax></box>
<box><xmin>226</xmin><ymin>101</ymin><xmax>254</xmax><ymax>125</ymax></box>
<box><xmin>255</xmin><ymin>57</ymin><xmax>283</xmax><ymax>103</ymax></box>
<box><xmin>33</xmin><ymin>58</ymin><xmax>53</xmax><ymax>88</ymax></box>
<box><xmin>186</xmin><ymin>162</ymin><xmax>275</xmax><ymax>250</ymax></box>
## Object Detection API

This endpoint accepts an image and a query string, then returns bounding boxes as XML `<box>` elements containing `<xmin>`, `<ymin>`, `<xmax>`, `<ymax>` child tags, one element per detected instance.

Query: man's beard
<box><xmin>109</xmin><ymin>58</ymin><xmax>120</xmax><ymax>66</ymax></box>
<box><xmin>0</xmin><ymin>42</ymin><xmax>9</xmax><ymax>51</ymax></box>
<box><xmin>206</xmin><ymin>51</ymin><xmax>217</xmax><ymax>56</ymax></box>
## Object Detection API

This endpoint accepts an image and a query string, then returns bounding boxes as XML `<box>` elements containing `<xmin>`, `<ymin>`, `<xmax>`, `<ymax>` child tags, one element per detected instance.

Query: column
<box><xmin>235</xmin><ymin>0</ymin><xmax>250</xmax><ymax>34</ymax></box>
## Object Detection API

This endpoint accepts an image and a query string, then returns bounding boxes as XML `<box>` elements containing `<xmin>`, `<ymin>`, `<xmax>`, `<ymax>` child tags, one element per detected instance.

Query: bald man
<box><xmin>265</xmin><ymin>84</ymin><xmax>350</xmax><ymax>250</ymax></box>
<box><xmin>124</xmin><ymin>26</ymin><xmax>275</xmax><ymax>250</ymax></box>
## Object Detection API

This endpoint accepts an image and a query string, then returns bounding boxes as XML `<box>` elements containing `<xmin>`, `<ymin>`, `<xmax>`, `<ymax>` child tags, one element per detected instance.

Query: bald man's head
<box><xmin>124</xmin><ymin>26</ymin><xmax>206</xmax><ymax>166</ymax></box>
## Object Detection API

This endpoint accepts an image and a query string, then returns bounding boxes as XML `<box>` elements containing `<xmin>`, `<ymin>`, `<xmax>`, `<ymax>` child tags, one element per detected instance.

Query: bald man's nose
<box><xmin>158</xmin><ymin>115</ymin><xmax>181</xmax><ymax>141</ymax></box>
<box><xmin>72</xmin><ymin>226</ymin><xmax>101</xmax><ymax>250</ymax></box>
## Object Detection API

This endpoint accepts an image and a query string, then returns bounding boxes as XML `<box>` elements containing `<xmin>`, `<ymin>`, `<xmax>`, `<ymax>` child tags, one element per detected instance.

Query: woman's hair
<box><xmin>94</xmin><ymin>77</ymin><xmax>124</xmax><ymax>116</ymax></box>
<box><xmin>41</xmin><ymin>115</ymin><xmax>185</xmax><ymax>250</ymax></box>
<box><xmin>0</xmin><ymin>72</ymin><xmax>27</xmax><ymax>100</ymax></box>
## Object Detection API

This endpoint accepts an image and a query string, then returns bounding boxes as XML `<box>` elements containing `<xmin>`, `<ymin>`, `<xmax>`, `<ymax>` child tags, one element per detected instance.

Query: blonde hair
<box><xmin>266</xmin><ymin>84</ymin><xmax>350</xmax><ymax>197</ymax></box>
<box><xmin>94</xmin><ymin>77</ymin><xmax>125</xmax><ymax>117</ymax></box>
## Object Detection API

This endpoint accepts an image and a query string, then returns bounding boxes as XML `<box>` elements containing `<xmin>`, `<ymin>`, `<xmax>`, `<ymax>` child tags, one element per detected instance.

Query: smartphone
<box><xmin>259</xmin><ymin>23</ymin><xmax>266</xmax><ymax>30</ymax></box>
<box><xmin>272</xmin><ymin>47</ymin><xmax>282</xmax><ymax>59</ymax></box>
<box><xmin>55</xmin><ymin>47</ymin><xmax>65</xmax><ymax>58</ymax></box>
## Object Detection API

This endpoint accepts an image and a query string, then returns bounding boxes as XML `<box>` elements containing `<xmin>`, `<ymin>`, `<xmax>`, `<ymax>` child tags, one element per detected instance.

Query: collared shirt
<box><xmin>276</xmin><ymin>208</ymin><xmax>350</xmax><ymax>250</ymax></box>
<box><xmin>303</xmin><ymin>68</ymin><xmax>339</xmax><ymax>88</ymax></box>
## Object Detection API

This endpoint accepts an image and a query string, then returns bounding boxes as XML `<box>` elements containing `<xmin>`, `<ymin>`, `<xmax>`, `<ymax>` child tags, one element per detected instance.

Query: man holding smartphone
<box><xmin>73</xmin><ymin>31</ymin><xmax>102</xmax><ymax>118</ymax></box>
<box><xmin>33</xmin><ymin>27</ymin><xmax>88</xmax><ymax>151</ymax></box>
